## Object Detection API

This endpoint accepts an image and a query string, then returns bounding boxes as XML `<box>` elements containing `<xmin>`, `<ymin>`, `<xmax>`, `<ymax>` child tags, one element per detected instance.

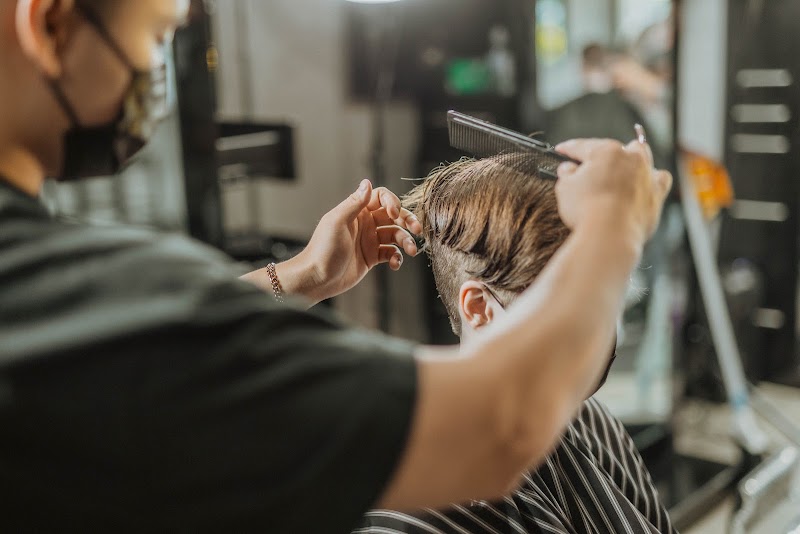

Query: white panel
<box><xmin>730</xmin><ymin>200</ymin><xmax>789</xmax><ymax>222</ymax></box>
<box><xmin>678</xmin><ymin>0</ymin><xmax>728</xmax><ymax>160</ymax></box>
<box><xmin>731</xmin><ymin>104</ymin><xmax>791</xmax><ymax>124</ymax></box>
<box><xmin>731</xmin><ymin>134</ymin><xmax>790</xmax><ymax>154</ymax></box>
<box><xmin>752</xmin><ymin>308</ymin><xmax>786</xmax><ymax>330</ymax></box>
<box><xmin>736</xmin><ymin>69</ymin><xmax>793</xmax><ymax>89</ymax></box>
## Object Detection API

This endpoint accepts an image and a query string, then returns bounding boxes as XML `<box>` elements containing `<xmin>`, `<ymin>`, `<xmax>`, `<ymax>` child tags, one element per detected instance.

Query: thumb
<box><xmin>557</xmin><ymin>161</ymin><xmax>579</xmax><ymax>180</ymax></box>
<box><xmin>655</xmin><ymin>170</ymin><xmax>673</xmax><ymax>200</ymax></box>
<box><xmin>332</xmin><ymin>179</ymin><xmax>372</xmax><ymax>223</ymax></box>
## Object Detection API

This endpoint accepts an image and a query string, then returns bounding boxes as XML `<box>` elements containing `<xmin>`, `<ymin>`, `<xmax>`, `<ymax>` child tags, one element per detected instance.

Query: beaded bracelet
<box><xmin>266</xmin><ymin>263</ymin><xmax>285</xmax><ymax>303</ymax></box>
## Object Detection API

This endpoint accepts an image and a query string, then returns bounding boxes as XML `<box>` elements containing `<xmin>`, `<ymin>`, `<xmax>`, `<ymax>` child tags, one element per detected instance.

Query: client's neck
<box><xmin>459</xmin><ymin>326</ymin><xmax>477</xmax><ymax>345</ymax></box>
<box><xmin>0</xmin><ymin>145</ymin><xmax>45</xmax><ymax>197</ymax></box>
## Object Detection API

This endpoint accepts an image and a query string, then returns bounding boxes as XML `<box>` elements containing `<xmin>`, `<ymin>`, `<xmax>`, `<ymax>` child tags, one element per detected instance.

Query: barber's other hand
<box><xmin>555</xmin><ymin>139</ymin><xmax>672</xmax><ymax>246</ymax></box>
<box><xmin>281</xmin><ymin>179</ymin><xmax>422</xmax><ymax>305</ymax></box>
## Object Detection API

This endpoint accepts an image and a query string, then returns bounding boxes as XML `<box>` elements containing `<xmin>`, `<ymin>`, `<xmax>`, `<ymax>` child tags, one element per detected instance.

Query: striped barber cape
<box><xmin>356</xmin><ymin>398</ymin><xmax>675</xmax><ymax>534</ymax></box>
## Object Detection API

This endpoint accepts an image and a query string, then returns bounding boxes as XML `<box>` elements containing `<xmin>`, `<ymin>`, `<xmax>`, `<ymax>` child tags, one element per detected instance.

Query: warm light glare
<box><xmin>684</xmin><ymin>150</ymin><xmax>735</xmax><ymax>220</ymax></box>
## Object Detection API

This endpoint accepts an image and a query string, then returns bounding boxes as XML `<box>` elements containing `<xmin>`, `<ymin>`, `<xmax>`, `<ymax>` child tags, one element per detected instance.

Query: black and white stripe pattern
<box><xmin>356</xmin><ymin>398</ymin><xmax>675</xmax><ymax>534</ymax></box>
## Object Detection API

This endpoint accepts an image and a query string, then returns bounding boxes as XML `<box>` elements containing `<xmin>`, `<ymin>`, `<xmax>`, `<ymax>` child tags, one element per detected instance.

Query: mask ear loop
<box><xmin>47</xmin><ymin>79</ymin><xmax>82</xmax><ymax>126</ymax></box>
<box><xmin>74</xmin><ymin>3</ymin><xmax>171</xmax><ymax>130</ymax></box>
<box><xmin>72</xmin><ymin>2</ymin><xmax>137</xmax><ymax>70</ymax></box>
<box><xmin>44</xmin><ymin>4</ymin><xmax>136</xmax><ymax>130</ymax></box>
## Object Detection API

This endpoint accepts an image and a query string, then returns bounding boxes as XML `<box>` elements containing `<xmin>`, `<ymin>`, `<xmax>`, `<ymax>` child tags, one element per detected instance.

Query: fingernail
<box><xmin>404</xmin><ymin>237</ymin><xmax>415</xmax><ymax>250</ymax></box>
<box><xmin>558</xmin><ymin>162</ymin><xmax>576</xmax><ymax>174</ymax></box>
<box><xmin>634</xmin><ymin>124</ymin><xmax>647</xmax><ymax>145</ymax></box>
<box><xmin>359</xmin><ymin>179</ymin><xmax>369</xmax><ymax>192</ymax></box>
<box><xmin>394</xmin><ymin>254</ymin><xmax>403</xmax><ymax>265</ymax></box>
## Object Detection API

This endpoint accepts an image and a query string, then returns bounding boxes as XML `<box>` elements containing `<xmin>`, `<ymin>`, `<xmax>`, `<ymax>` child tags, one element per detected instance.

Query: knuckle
<box><xmin>632</xmin><ymin>149</ymin><xmax>648</xmax><ymax>166</ymax></box>
<box><xmin>660</xmin><ymin>170</ymin><xmax>674</xmax><ymax>189</ymax></box>
<box><xmin>599</xmin><ymin>139</ymin><xmax>623</xmax><ymax>154</ymax></box>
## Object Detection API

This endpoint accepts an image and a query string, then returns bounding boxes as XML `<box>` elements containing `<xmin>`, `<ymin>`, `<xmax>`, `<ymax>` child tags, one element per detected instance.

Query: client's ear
<box><xmin>459</xmin><ymin>280</ymin><xmax>500</xmax><ymax>330</ymax></box>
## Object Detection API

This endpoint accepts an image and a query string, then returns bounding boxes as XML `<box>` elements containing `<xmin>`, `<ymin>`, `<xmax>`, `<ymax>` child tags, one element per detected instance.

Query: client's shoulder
<box><xmin>561</xmin><ymin>397</ymin><xmax>629</xmax><ymax>449</ymax></box>
<box><xmin>578</xmin><ymin>397</ymin><xmax>623</xmax><ymax>427</ymax></box>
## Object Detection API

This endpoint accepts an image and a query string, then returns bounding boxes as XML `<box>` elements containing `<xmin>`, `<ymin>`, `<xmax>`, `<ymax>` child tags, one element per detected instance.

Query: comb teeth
<box><xmin>447</xmin><ymin>110</ymin><xmax>579</xmax><ymax>179</ymax></box>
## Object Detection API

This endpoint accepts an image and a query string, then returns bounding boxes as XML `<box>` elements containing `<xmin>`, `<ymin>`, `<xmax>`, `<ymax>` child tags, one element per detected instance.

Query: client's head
<box><xmin>404</xmin><ymin>156</ymin><xmax>570</xmax><ymax>339</ymax></box>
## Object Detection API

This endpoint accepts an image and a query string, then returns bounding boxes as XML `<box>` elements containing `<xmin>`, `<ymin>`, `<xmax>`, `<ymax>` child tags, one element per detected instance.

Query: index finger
<box><xmin>367</xmin><ymin>186</ymin><xmax>402</xmax><ymax>220</ymax></box>
<box><xmin>555</xmin><ymin>138</ymin><xmax>622</xmax><ymax>162</ymax></box>
<box><xmin>372</xmin><ymin>207</ymin><xmax>423</xmax><ymax>235</ymax></box>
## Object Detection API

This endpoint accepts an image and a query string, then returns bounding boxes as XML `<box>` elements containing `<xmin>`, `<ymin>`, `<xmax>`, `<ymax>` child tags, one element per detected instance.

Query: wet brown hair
<box><xmin>404</xmin><ymin>156</ymin><xmax>570</xmax><ymax>335</ymax></box>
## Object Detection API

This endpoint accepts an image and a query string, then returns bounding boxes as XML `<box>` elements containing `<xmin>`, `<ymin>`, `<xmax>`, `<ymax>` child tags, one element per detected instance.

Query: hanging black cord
<box><xmin>370</xmin><ymin>4</ymin><xmax>405</xmax><ymax>333</ymax></box>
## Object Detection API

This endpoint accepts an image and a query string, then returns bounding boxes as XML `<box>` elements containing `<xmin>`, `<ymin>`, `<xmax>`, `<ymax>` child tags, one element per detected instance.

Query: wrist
<box><xmin>275</xmin><ymin>251</ymin><xmax>327</xmax><ymax>306</ymax></box>
<box><xmin>575</xmin><ymin>208</ymin><xmax>643</xmax><ymax>266</ymax></box>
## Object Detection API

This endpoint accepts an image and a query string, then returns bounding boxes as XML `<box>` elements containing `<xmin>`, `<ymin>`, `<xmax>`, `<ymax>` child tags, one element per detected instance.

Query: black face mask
<box><xmin>48</xmin><ymin>3</ymin><xmax>170</xmax><ymax>181</ymax></box>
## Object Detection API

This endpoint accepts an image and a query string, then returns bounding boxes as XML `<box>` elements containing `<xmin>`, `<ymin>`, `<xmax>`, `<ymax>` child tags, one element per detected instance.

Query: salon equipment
<box><xmin>216</xmin><ymin>122</ymin><xmax>299</xmax><ymax>264</ymax></box>
<box><xmin>216</xmin><ymin>123</ymin><xmax>296</xmax><ymax>184</ymax></box>
<box><xmin>446</xmin><ymin>110</ymin><xmax>576</xmax><ymax>178</ymax></box>
<box><xmin>750</xmin><ymin>388</ymin><xmax>800</xmax><ymax>446</ymax></box>
<box><xmin>679</xmin><ymin>155</ymin><xmax>769</xmax><ymax>455</ymax></box>
<box><xmin>447</xmin><ymin>111</ymin><xmax>650</xmax><ymax>182</ymax></box>
<box><xmin>730</xmin><ymin>446</ymin><xmax>800</xmax><ymax>534</ymax></box>
<box><xmin>680</xmin><ymin>153</ymin><xmax>800</xmax><ymax>529</ymax></box>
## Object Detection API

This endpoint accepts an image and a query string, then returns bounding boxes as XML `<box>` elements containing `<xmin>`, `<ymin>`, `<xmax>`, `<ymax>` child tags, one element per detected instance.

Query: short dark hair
<box><xmin>404</xmin><ymin>156</ymin><xmax>570</xmax><ymax>335</ymax></box>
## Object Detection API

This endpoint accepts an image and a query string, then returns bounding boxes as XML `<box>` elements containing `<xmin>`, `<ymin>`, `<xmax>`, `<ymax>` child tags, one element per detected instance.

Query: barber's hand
<box><xmin>279</xmin><ymin>179</ymin><xmax>422</xmax><ymax>305</ymax></box>
<box><xmin>555</xmin><ymin>139</ymin><xmax>672</xmax><ymax>246</ymax></box>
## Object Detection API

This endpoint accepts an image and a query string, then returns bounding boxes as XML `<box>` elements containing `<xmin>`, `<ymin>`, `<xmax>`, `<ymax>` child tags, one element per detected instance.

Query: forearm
<box><xmin>382</xmin><ymin>217</ymin><xmax>641</xmax><ymax>511</ymax></box>
<box><xmin>239</xmin><ymin>252</ymin><xmax>325</xmax><ymax>308</ymax></box>
<box><xmin>480</xmin><ymin>213</ymin><xmax>640</xmax><ymax>406</ymax></box>
<box><xmin>467</xmin><ymin>215</ymin><xmax>639</xmax><ymax>487</ymax></box>
<box><xmin>476</xmin><ymin>216</ymin><xmax>641</xmax><ymax>425</ymax></box>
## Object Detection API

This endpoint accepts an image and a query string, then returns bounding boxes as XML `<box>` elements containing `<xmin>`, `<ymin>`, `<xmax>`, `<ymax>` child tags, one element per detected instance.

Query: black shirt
<box><xmin>0</xmin><ymin>180</ymin><xmax>417</xmax><ymax>533</ymax></box>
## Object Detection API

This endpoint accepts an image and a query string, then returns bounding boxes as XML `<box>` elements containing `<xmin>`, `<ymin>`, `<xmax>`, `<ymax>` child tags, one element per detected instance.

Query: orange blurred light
<box><xmin>683</xmin><ymin>150</ymin><xmax>734</xmax><ymax>220</ymax></box>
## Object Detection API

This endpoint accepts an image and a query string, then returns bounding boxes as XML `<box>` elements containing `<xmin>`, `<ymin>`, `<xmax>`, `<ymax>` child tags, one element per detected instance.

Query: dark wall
<box><xmin>719</xmin><ymin>0</ymin><xmax>800</xmax><ymax>383</ymax></box>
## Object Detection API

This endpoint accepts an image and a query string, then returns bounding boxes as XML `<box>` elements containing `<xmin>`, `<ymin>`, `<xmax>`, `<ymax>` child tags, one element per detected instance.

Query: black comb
<box><xmin>447</xmin><ymin>110</ymin><xmax>581</xmax><ymax>179</ymax></box>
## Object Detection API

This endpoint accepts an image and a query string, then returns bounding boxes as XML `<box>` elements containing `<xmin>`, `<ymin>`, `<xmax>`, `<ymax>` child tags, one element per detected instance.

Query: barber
<box><xmin>0</xmin><ymin>1</ymin><xmax>672</xmax><ymax>532</ymax></box>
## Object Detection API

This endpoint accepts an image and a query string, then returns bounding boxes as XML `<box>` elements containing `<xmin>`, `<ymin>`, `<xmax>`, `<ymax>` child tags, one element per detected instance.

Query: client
<box><xmin>357</xmin><ymin>156</ymin><xmax>675</xmax><ymax>534</ymax></box>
